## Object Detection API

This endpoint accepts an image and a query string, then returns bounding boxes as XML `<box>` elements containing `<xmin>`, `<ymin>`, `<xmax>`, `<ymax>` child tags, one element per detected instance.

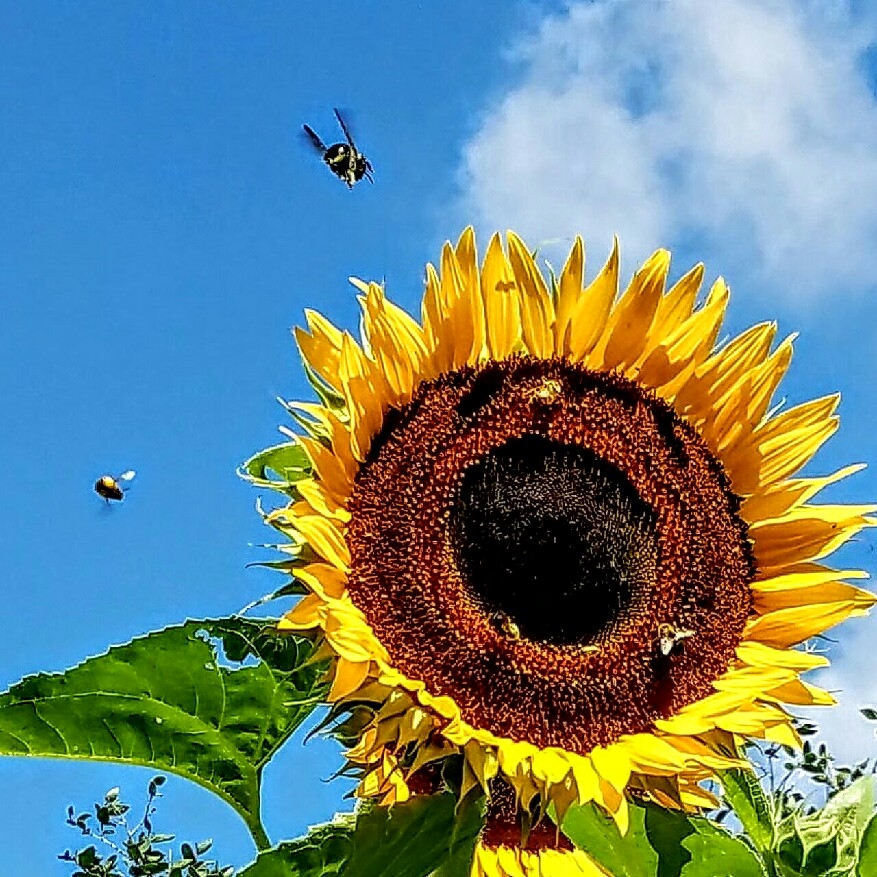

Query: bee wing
<box><xmin>302</xmin><ymin>124</ymin><xmax>327</xmax><ymax>154</ymax></box>
<box><xmin>333</xmin><ymin>108</ymin><xmax>358</xmax><ymax>150</ymax></box>
<box><xmin>119</xmin><ymin>470</ymin><xmax>136</xmax><ymax>482</ymax></box>
<box><xmin>658</xmin><ymin>636</ymin><xmax>674</xmax><ymax>656</ymax></box>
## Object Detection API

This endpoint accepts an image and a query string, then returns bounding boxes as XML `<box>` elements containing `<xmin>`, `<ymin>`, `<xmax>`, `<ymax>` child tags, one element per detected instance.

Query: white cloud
<box><xmin>458</xmin><ymin>0</ymin><xmax>877</xmax><ymax>304</ymax></box>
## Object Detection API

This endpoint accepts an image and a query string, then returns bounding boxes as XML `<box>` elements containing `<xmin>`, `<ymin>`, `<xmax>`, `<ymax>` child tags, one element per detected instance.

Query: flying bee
<box><xmin>94</xmin><ymin>470</ymin><xmax>136</xmax><ymax>503</ymax></box>
<box><xmin>302</xmin><ymin>109</ymin><xmax>374</xmax><ymax>189</ymax></box>
<box><xmin>656</xmin><ymin>622</ymin><xmax>695</xmax><ymax>656</ymax></box>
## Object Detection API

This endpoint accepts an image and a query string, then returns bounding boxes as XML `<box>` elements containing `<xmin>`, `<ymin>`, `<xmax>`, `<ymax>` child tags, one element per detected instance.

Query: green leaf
<box><xmin>560</xmin><ymin>801</ymin><xmax>659</xmax><ymax>876</ymax></box>
<box><xmin>237</xmin><ymin>819</ymin><xmax>355</xmax><ymax>876</ymax></box>
<box><xmin>430</xmin><ymin>791</ymin><xmax>487</xmax><ymax>877</ymax></box>
<box><xmin>858</xmin><ymin>813</ymin><xmax>877</xmax><ymax>877</ymax></box>
<box><xmin>0</xmin><ymin>618</ymin><xmax>327</xmax><ymax>849</ymax></box>
<box><xmin>860</xmin><ymin>708</ymin><xmax>877</xmax><ymax>722</ymax></box>
<box><xmin>718</xmin><ymin>767</ymin><xmax>776</xmax><ymax>856</ymax></box>
<box><xmin>776</xmin><ymin>775</ymin><xmax>875</xmax><ymax>877</ymax></box>
<box><xmin>342</xmin><ymin>792</ymin><xmax>485</xmax><ymax>877</ymax></box>
<box><xmin>560</xmin><ymin>799</ymin><xmax>767</xmax><ymax>877</ymax></box>
<box><xmin>241</xmin><ymin>442</ymin><xmax>312</xmax><ymax>492</ymax></box>
<box><xmin>239</xmin><ymin>793</ymin><xmax>486</xmax><ymax>877</ymax></box>
<box><xmin>675</xmin><ymin>817</ymin><xmax>768</xmax><ymax>877</ymax></box>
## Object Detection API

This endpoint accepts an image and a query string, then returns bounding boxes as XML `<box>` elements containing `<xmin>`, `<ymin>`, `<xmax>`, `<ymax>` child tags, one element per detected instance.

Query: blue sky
<box><xmin>2</xmin><ymin>1</ymin><xmax>877</xmax><ymax>873</ymax></box>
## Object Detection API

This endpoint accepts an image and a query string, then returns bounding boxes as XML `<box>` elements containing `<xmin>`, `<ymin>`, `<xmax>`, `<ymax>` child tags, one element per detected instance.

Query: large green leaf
<box><xmin>0</xmin><ymin>618</ymin><xmax>327</xmax><ymax>849</ymax></box>
<box><xmin>343</xmin><ymin>792</ymin><xmax>485</xmax><ymax>877</ymax></box>
<box><xmin>239</xmin><ymin>793</ymin><xmax>486</xmax><ymax>877</ymax></box>
<box><xmin>560</xmin><ymin>799</ymin><xmax>767</xmax><ymax>877</ymax></box>
<box><xmin>560</xmin><ymin>801</ymin><xmax>659</xmax><ymax>876</ymax></box>
<box><xmin>672</xmin><ymin>817</ymin><xmax>768</xmax><ymax>877</ymax></box>
<box><xmin>430</xmin><ymin>791</ymin><xmax>488</xmax><ymax>877</ymax></box>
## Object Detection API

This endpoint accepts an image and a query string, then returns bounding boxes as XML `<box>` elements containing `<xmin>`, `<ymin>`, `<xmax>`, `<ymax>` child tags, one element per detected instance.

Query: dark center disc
<box><xmin>451</xmin><ymin>435</ymin><xmax>658</xmax><ymax>645</ymax></box>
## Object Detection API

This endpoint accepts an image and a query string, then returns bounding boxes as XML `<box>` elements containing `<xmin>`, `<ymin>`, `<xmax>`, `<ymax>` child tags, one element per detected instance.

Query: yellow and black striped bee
<box><xmin>656</xmin><ymin>622</ymin><xmax>695</xmax><ymax>656</ymax></box>
<box><xmin>302</xmin><ymin>109</ymin><xmax>374</xmax><ymax>189</ymax></box>
<box><xmin>94</xmin><ymin>470</ymin><xmax>136</xmax><ymax>503</ymax></box>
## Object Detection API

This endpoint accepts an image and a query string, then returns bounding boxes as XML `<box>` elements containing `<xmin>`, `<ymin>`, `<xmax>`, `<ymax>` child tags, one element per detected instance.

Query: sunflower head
<box><xmin>259</xmin><ymin>228</ymin><xmax>874</xmax><ymax>834</ymax></box>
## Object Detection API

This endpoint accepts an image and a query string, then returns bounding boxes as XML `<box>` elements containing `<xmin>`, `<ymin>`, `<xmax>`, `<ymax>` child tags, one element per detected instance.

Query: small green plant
<box><xmin>59</xmin><ymin>777</ymin><xmax>234</xmax><ymax>877</ymax></box>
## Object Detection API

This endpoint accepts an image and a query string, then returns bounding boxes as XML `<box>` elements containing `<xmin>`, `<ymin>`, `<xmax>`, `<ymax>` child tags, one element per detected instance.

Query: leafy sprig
<box><xmin>60</xmin><ymin>778</ymin><xmax>234</xmax><ymax>877</ymax></box>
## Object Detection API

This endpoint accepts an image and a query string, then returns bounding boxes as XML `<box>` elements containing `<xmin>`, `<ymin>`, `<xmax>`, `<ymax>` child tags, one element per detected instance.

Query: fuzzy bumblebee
<box><xmin>94</xmin><ymin>470</ymin><xmax>136</xmax><ymax>502</ymax></box>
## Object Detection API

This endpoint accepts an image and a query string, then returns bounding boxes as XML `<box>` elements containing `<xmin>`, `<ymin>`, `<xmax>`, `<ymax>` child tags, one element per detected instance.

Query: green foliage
<box><xmin>60</xmin><ymin>777</ymin><xmax>234</xmax><ymax>877</ymax></box>
<box><xmin>773</xmin><ymin>776</ymin><xmax>875</xmax><ymax>877</ymax></box>
<box><xmin>238</xmin><ymin>793</ymin><xmax>485</xmax><ymax>877</ymax></box>
<box><xmin>858</xmin><ymin>812</ymin><xmax>877</xmax><ymax>876</ymax></box>
<box><xmin>240</xmin><ymin>442</ymin><xmax>312</xmax><ymax>494</ymax></box>
<box><xmin>717</xmin><ymin>737</ymin><xmax>877</xmax><ymax>877</ymax></box>
<box><xmin>0</xmin><ymin>618</ymin><xmax>327</xmax><ymax>848</ymax></box>
<box><xmin>237</xmin><ymin>819</ymin><xmax>354</xmax><ymax>876</ymax></box>
<box><xmin>717</xmin><ymin>767</ymin><xmax>775</xmax><ymax>856</ymax></box>
<box><xmin>559</xmin><ymin>798</ymin><xmax>768</xmax><ymax>877</ymax></box>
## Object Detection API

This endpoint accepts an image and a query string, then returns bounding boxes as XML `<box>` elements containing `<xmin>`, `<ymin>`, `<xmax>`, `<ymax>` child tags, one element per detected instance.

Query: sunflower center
<box><xmin>452</xmin><ymin>435</ymin><xmax>658</xmax><ymax>645</ymax></box>
<box><xmin>346</xmin><ymin>356</ymin><xmax>755</xmax><ymax>751</ymax></box>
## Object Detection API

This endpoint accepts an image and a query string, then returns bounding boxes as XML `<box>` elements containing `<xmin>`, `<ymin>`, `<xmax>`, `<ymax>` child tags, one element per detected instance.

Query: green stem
<box><xmin>243</xmin><ymin>809</ymin><xmax>271</xmax><ymax>852</ymax></box>
<box><xmin>717</xmin><ymin>767</ymin><xmax>777</xmax><ymax>876</ymax></box>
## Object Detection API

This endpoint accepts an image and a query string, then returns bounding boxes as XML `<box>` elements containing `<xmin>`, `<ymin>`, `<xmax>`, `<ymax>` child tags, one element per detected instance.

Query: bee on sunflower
<box><xmin>256</xmin><ymin>229</ymin><xmax>875</xmax><ymax>877</ymax></box>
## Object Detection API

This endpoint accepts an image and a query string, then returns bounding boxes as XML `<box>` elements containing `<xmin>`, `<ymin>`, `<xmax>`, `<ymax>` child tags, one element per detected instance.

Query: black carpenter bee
<box><xmin>302</xmin><ymin>109</ymin><xmax>374</xmax><ymax>189</ymax></box>
<box><xmin>94</xmin><ymin>470</ymin><xmax>136</xmax><ymax>503</ymax></box>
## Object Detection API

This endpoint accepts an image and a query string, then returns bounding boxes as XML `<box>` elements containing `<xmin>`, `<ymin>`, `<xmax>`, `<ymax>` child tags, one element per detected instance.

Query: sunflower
<box><xmin>266</xmin><ymin>229</ymin><xmax>874</xmax><ymax>844</ymax></box>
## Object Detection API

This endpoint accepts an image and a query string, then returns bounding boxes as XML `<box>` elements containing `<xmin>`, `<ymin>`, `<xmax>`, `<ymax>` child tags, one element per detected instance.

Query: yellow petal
<box><xmin>299</xmin><ymin>436</ymin><xmax>354</xmax><ymax>505</ymax></box>
<box><xmin>507</xmin><ymin>231</ymin><xmax>555</xmax><ymax>357</ymax></box>
<box><xmin>754</xmin><ymin>580</ymin><xmax>876</xmax><ymax>614</ymax></box>
<box><xmin>735</xmin><ymin>640</ymin><xmax>829</xmax><ymax>671</ymax></box>
<box><xmin>338</xmin><ymin>333</ymin><xmax>386</xmax><ymax>462</ymax></box>
<box><xmin>296</xmin><ymin>479</ymin><xmax>350</xmax><ymax>522</ymax></box>
<box><xmin>596</xmin><ymin>248</ymin><xmax>671</xmax><ymax>375</ymax></box>
<box><xmin>763</xmin><ymin>679</ymin><xmax>835</xmax><ymax>706</ymax></box>
<box><xmin>294</xmin><ymin>309</ymin><xmax>345</xmax><ymax>390</ymax></box>
<box><xmin>279</xmin><ymin>593</ymin><xmax>323</xmax><ymax>629</ymax></box>
<box><xmin>295</xmin><ymin>562</ymin><xmax>348</xmax><ymax>599</ymax></box>
<box><xmin>742</xmin><ymin>464</ymin><xmax>866</xmax><ymax>522</ymax></box>
<box><xmin>358</xmin><ymin>281</ymin><xmax>429</xmax><ymax>405</ymax></box>
<box><xmin>753</xmin><ymin>563</ymin><xmax>869</xmax><ymax>589</ymax></box>
<box><xmin>554</xmin><ymin>236</ymin><xmax>585</xmax><ymax>355</ymax></box>
<box><xmin>745</xmin><ymin>600</ymin><xmax>875</xmax><ymax>648</ymax></box>
<box><xmin>480</xmin><ymin>233</ymin><xmax>522</xmax><ymax>359</ymax></box>
<box><xmin>329</xmin><ymin>657</ymin><xmax>371</xmax><ymax>700</ymax></box>
<box><xmin>638</xmin><ymin>262</ymin><xmax>704</xmax><ymax>365</ymax></box>
<box><xmin>567</xmin><ymin>238</ymin><xmax>619</xmax><ymax>362</ymax></box>
<box><xmin>751</xmin><ymin>505</ymin><xmax>876</xmax><ymax>572</ymax></box>
<box><xmin>292</xmin><ymin>514</ymin><xmax>350</xmax><ymax>569</ymax></box>
<box><xmin>455</xmin><ymin>227</ymin><xmax>487</xmax><ymax>364</ymax></box>
<box><xmin>589</xmin><ymin>746</ymin><xmax>632</xmax><ymax>796</ymax></box>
